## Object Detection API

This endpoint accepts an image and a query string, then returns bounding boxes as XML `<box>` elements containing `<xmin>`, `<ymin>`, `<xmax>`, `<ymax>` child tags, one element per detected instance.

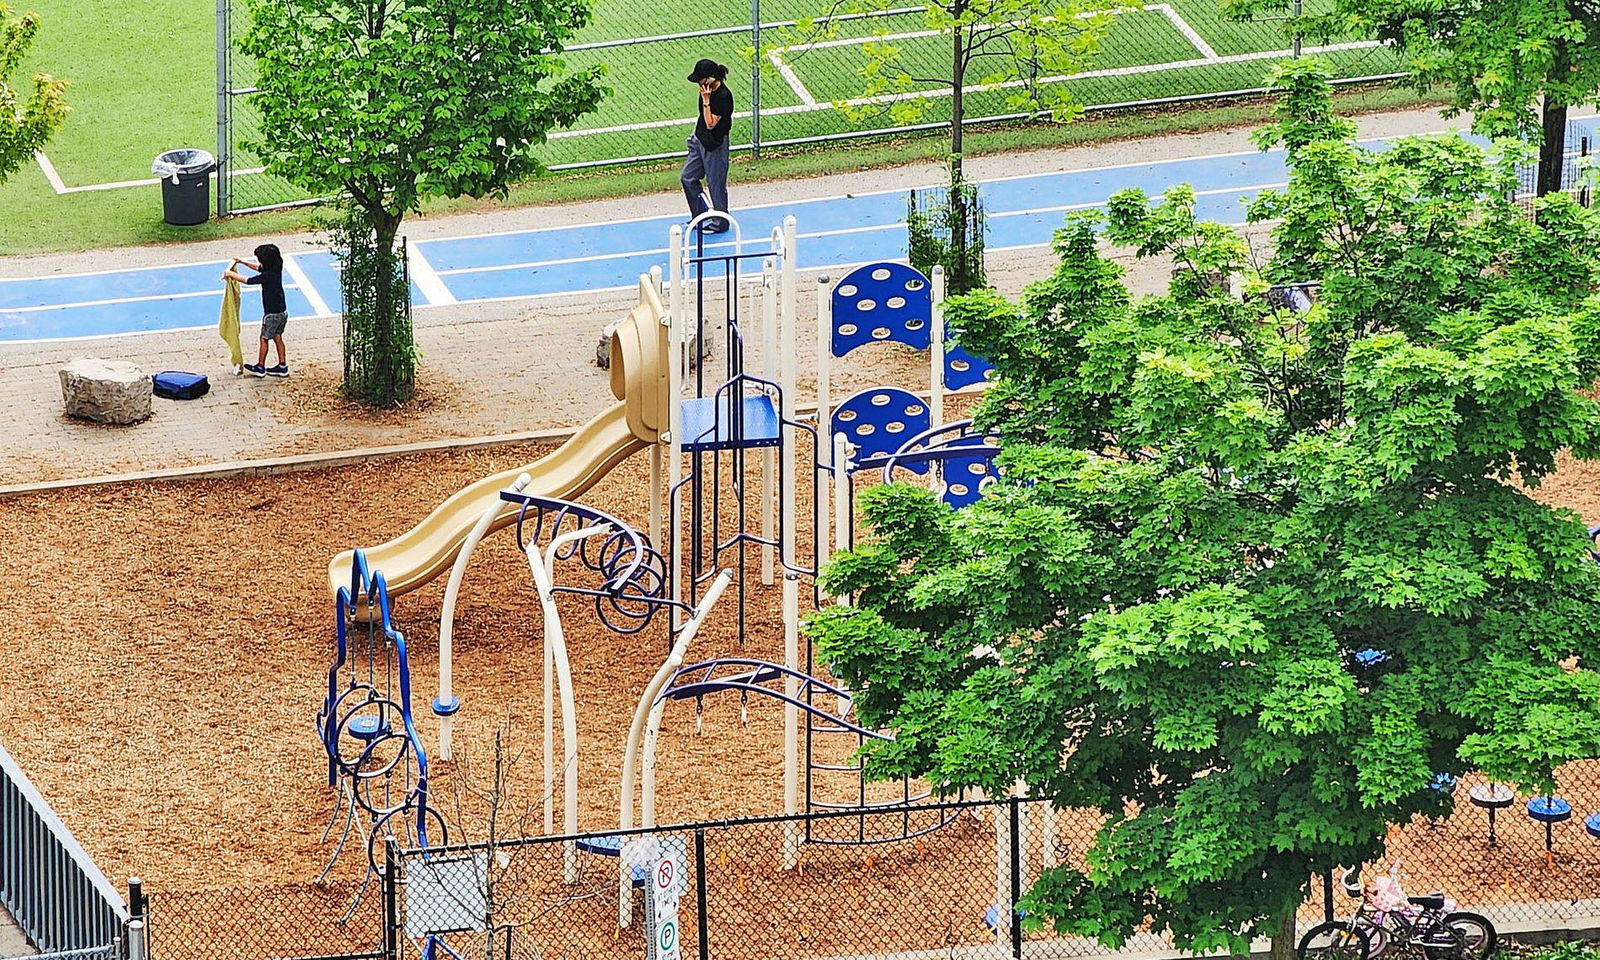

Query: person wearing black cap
<box><xmin>682</xmin><ymin>58</ymin><xmax>733</xmax><ymax>234</ymax></box>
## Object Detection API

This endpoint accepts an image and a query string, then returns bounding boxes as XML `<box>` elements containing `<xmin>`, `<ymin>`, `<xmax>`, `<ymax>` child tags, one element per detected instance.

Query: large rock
<box><xmin>59</xmin><ymin>358</ymin><xmax>152</xmax><ymax>425</ymax></box>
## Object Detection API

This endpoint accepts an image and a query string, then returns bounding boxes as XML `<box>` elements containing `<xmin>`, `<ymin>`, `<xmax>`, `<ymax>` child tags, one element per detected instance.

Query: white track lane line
<box><xmin>1154</xmin><ymin>4</ymin><xmax>1219</xmax><ymax>60</ymax></box>
<box><xmin>33</xmin><ymin>152</ymin><xmax>67</xmax><ymax>194</ymax></box>
<box><xmin>406</xmin><ymin>244</ymin><xmax>459</xmax><ymax>306</ymax></box>
<box><xmin>282</xmin><ymin>253</ymin><xmax>336</xmax><ymax>318</ymax></box>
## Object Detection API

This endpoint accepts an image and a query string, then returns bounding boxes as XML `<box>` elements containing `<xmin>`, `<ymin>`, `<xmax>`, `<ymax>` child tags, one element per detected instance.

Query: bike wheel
<box><xmin>1436</xmin><ymin>912</ymin><xmax>1495</xmax><ymax>960</ymax></box>
<box><xmin>1299</xmin><ymin>921</ymin><xmax>1372</xmax><ymax>960</ymax></box>
<box><xmin>1418</xmin><ymin>916</ymin><xmax>1467</xmax><ymax>960</ymax></box>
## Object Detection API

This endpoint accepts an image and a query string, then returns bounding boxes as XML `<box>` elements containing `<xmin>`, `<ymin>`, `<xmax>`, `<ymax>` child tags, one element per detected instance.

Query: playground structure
<box><xmin>317</xmin><ymin>212</ymin><xmax>1031</xmax><ymax>943</ymax></box>
<box><xmin>317</xmin><ymin>550</ymin><xmax>441</xmax><ymax>915</ymax></box>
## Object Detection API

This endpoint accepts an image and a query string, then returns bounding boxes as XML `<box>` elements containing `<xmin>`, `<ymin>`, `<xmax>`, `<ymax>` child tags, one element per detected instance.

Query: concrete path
<box><xmin>0</xmin><ymin>902</ymin><xmax>34</xmax><ymax>958</ymax></box>
<box><xmin>0</xmin><ymin>107</ymin><xmax>1463</xmax><ymax>488</ymax></box>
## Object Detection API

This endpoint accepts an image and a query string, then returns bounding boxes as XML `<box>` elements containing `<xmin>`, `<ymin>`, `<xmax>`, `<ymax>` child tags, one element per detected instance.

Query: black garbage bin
<box><xmin>152</xmin><ymin>149</ymin><xmax>216</xmax><ymax>226</ymax></box>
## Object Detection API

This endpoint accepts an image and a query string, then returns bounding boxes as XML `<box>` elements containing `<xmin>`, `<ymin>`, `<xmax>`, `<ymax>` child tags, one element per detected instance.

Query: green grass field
<box><xmin>0</xmin><ymin>0</ymin><xmax>1407</xmax><ymax>254</ymax></box>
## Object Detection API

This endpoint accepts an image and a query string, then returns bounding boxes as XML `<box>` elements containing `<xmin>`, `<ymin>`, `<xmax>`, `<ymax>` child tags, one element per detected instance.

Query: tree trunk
<box><xmin>1268</xmin><ymin>908</ymin><xmax>1297</xmax><ymax>960</ymax></box>
<box><xmin>1538</xmin><ymin>96</ymin><xmax>1569</xmax><ymax>198</ymax></box>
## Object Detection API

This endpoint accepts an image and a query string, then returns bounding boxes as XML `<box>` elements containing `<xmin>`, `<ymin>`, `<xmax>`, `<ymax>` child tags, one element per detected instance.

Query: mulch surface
<box><xmin>0</xmin><ymin>422</ymin><xmax>1597</xmax><ymax>958</ymax></box>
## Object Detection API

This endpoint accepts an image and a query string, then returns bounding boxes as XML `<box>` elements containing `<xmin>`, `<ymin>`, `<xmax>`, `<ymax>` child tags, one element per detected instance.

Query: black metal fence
<box><xmin>214</xmin><ymin>0</ymin><xmax>1406</xmax><ymax>216</ymax></box>
<box><xmin>138</xmin><ymin>772</ymin><xmax>1600</xmax><ymax>960</ymax></box>
<box><xmin>0</xmin><ymin>739</ymin><xmax>128</xmax><ymax>958</ymax></box>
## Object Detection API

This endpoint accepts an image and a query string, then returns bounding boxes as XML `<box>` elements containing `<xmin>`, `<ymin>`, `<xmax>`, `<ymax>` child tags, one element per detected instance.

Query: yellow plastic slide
<box><xmin>328</xmin><ymin>274</ymin><xmax>670</xmax><ymax>601</ymax></box>
<box><xmin>327</xmin><ymin>403</ymin><xmax>649</xmax><ymax>599</ymax></box>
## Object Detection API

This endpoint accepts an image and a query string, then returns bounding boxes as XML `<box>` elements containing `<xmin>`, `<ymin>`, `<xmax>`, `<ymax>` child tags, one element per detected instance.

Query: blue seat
<box><xmin>831</xmin><ymin>388</ymin><xmax>932</xmax><ymax>474</ymax></box>
<box><xmin>680</xmin><ymin>394</ymin><xmax>781</xmax><ymax>452</ymax></box>
<box><xmin>831</xmin><ymin>263</ymin><xmax>933</xmax><ymax>358</ymax></box>
<box><xmin>1528</xmin><ymin>796</ymin><xmax>1573</xmax><ymax>823</ymax></box>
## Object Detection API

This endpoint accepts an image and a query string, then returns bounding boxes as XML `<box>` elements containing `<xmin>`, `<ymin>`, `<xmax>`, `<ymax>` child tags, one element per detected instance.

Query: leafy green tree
<box><xmin>240</xmin><ymin>0</ymin><xmax>606</xmax><ymax>404</ymax></box>
<box><xmin>809</xmin><ymin>63</ymin><xmax>1600</xmax><ymax>959</ymax></box>
<box><xmin>769</xmin><ymin>0</ymin><xmax>1122</xmax><ymax>292</ymax></box>
<box><xmin>0</xmin><ymin>2</ymin><xmax>67</xmax><ymax>184</ymax></box>
<box><xmin>1226</xmin><ymin>0</ymin><xmax>1600</xmax><ymax>197</ymax></box>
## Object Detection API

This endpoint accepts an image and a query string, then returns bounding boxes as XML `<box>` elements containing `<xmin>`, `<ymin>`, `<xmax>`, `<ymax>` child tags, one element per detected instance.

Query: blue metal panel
<box><xmin>830</xmin><ymin>262</ymin><xmax>933</xmax><ymax>358</ymax></box>
<box><xmin>939</xmin><ymin>445</ymin><xmax>998</xmax><ymax>510</ymax></box>
<box><xmin>943</xmin><ymin>341</ymin><xmax>993</xmax><ymax>391</ymax></box>
<box><xmin>831</xmin><ymin>388</ymin><xmax>932</xmax><ymax>474</ymax></box>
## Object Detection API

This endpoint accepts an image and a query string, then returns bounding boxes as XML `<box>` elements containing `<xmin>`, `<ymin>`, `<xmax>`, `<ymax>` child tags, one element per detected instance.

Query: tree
<box><xmin>769</xmin><ymin>0</ymin><xmax>1122</xmax><ymax>292</ymax></box>
<box><xmin>0</xmin><ymin>2</ymin><xmax>67</xmax><ymax>184</ymax></box>
<box><xmin>807</xmin><ymin>64</ymin><xmax>1600</xmax><ymax>959</ymax></box>
<box><xmin>240</xmin><ymin>0</ymin><xmax>606</xmax><ymax>405</ymax></box>
<box><xmin>1226</xmin><ymin>0</ymin><xmax>1600</xmax><ymax>197</ymax></box>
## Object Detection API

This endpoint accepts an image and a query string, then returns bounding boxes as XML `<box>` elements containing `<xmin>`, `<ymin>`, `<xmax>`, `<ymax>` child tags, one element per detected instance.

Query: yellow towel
<box><xmin>219</xmin><ymin>275</ymin><xmax>243</xmax><ymax>372</ymax></box>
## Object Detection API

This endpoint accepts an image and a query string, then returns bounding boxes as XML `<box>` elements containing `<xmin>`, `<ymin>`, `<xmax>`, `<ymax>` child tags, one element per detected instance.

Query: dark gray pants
<box><xmin>681</xmin><ymin>136</ymin><xmax>730</xmax><ymax>229</ymax></box>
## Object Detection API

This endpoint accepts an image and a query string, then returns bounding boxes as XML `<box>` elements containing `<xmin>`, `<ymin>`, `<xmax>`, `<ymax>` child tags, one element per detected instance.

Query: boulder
<box><xmin>59</xmin><ymin>358</ymin><xmax>152</xmax><ymax>425</ymax></box>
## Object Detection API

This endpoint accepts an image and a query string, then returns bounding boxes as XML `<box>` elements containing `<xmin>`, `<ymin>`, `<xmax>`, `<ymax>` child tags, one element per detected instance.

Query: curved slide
<box><xmin>327</xmin><ymin>402</ymin><xmax>650</xmax><ymax>599</ymax></box>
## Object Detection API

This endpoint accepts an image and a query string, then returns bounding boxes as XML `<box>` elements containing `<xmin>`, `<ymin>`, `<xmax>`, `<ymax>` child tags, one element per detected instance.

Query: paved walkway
<box><xmin>0</xmin><ymin>903</ymin><xmax>32</xmax><ymax>958</ymax></box>
<box><xmin>0</xmin><ymin>107</ymin><xmax>1462</xmax><ymax>488</ymax></box>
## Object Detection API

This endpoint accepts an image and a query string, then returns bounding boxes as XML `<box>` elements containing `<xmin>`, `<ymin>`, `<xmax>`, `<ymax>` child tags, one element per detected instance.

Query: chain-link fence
<box><xmin>141</xmin><ymin>771</ymin><xmax>1600</xmax><ymax>960</ymax></box>
<box><xmin>214</xmin><ymin>0</ymin><xmax>1405</xmax><ymax>216</ymax></box>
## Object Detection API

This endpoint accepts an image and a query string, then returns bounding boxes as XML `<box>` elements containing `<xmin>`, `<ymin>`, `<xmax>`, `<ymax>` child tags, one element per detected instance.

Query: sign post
<box><xmin>651</xmin><ymin>841</ymin><xmax>685</xmax><ymax>960</ymax></box>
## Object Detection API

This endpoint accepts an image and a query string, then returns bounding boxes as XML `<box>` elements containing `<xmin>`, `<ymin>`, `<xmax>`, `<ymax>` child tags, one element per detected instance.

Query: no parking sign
<box><xmin>652</xmin><ymin>843</ymin><xmax>684</xmax><ymax>960</ymax></box>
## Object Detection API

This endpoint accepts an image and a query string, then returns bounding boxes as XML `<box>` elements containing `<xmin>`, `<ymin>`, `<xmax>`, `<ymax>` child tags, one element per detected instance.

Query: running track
<box><xmin>2</xmin><ymin>125</ymin><xmax>1585</xmax><ymax>343</ymax></box>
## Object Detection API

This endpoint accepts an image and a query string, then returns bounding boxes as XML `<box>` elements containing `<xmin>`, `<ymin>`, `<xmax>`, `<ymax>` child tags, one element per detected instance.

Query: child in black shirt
<box><xmin>224</xmin><ymin>243</ymin><xmax>290</xmax><ymax>377</ymax></box>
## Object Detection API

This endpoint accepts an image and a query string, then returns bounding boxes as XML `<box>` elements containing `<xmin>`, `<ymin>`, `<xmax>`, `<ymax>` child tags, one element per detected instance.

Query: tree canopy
<box><xmin>0</xmin><ymin>2</ymin><xmax>67</xmax><ymax>184</ymax></box>
<box><xmin>241</xmin><ymin>0</ymin><xmax>607</xmax><ymax>245</ymax></box>
<box><xmin>808</xmin><ymin>63</ymin><xmax>1600</xmax><ymax>954</ymax></box>
<box><xmin>1226</xmin><ymin>0</ymin><xmax>1600</xmax><ymax>195</ymax></box>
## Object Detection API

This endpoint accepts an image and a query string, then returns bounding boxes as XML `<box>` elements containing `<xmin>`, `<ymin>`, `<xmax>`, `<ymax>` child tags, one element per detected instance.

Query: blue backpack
<box><xmin>152</xmin><ymin>370</ymin><xmax>210</xmax><ymax>400</ymax></box>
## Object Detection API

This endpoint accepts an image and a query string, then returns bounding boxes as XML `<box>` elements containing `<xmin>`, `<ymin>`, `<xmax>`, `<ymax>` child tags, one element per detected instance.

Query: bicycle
<box><xmin>1298</xmin><ymin>864</ymin><xmax>1496</xmax><ymax>960</ymax></box>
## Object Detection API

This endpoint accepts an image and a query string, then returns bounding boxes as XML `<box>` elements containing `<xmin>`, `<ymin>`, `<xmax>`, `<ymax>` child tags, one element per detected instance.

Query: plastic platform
<box><xmin>680</xmin><ymin>394</ymin><xmax>781</xmax><ymax>452</ymax></box>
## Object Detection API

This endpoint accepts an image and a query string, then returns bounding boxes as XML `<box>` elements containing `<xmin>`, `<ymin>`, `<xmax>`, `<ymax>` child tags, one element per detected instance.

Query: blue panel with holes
<box><xmin>940</xmin><ymin>450</ymin><xmax>998</xmax><ymax>509</ymax></box>
<box><xmin>831</xmin><ymin>387</ymin><xmax>932</xmax><ymax>474</ymax></box>
<box><xmin>943</xmin><ymin>341</ymin><xmax>993</xmax><ymax>391</ymax></box>
<box><xmin>831</xmin><ymin>262</ymin><xmax>933</xmax><ymax>358</ymax></box>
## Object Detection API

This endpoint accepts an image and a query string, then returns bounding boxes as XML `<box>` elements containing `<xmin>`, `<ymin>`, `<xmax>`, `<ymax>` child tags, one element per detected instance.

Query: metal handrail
<box><xmin>0</xmin><ymin>738</ymin><xmax>129</xmax><ymax>954</ymax></box>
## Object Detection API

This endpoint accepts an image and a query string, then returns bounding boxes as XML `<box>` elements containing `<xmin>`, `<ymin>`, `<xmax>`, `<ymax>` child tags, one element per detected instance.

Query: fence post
<box><xmin>383</xmin><ymin>839</ymin><xmax>400</xmax><ymax>960</ymax></box>
<box><xmin>1322</xmin><ymin>870</ymin><xmax>1334</xmax><ymax>923</ymax></box>
<box><xmin>215</xmin><ymin>0</ymin><xmax>230</xmax><ymax>218</ymax></box>
<box><xmin>1291</xmin><ymin>0</ymin><xmax>1302</xmax><ymax>58</ymax></box>
<box><xmin>694</xmin><ymin>828</ymin><xmax>710</xmax><ymax>960</ymax></box>
<box><xmin>1009</xmin><ymin>798</ymin><xmax>1023</xmax><ymax>960</ymax></box>
<box><xmin>126</xmin><ymin>880</ymin><xmax>147</xmax><ymax>960</ymax></box>
<box><xmin>749</xmin><ymin>0</ymin><xmax>761</xmax><ymax>159</ymax></box>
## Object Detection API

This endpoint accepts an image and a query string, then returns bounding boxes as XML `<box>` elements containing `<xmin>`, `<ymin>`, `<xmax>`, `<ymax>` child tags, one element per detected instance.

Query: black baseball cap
<box><xmin>688</xmin><ymin>59</ymin><xmax>719</xmax><ymax>82</ymax></box>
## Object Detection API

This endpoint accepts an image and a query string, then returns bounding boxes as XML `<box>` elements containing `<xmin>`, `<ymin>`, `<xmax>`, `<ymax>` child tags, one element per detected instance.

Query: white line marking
<box><xmin>768</xmin><ymin>49</ymin><xmax>818</xmax><ymax>107</ymax></box>
<box><xmin>547</xmin><ymin>41</ymin><xmax>1382</xmax><ymax>140</ymax></box>
<box><xmin>777</xmin><ymin>6</ymin><xmax>1127</xmax><ymax>53</ymax></box>
<box><xmin>34</xmin><ymin>151</ymin><xmax>67</xmax><ymax>194</ymax></box>
<box><xmin>0</xmin><ymin>288</ymin><xmax>224</xmax><ymax>314</ymax></box>
<box><xmin>405</xmin><ymin>244</ymin><xmax>458</xmax><ymax>306</ymax></box>
<box><xmin>1154</xmin><ymin>3</ymin><xmax>1218</xmax><ymax>60</ymax></box>
<box><xmin>282</xmin><ymin>253</ymin><xmax>335</xmax><ymax>317</ymax></box>
<box><xmin>10</xmin><ymin>116</ymin><xmax>1579</xmax><ymax>294</ymax></box>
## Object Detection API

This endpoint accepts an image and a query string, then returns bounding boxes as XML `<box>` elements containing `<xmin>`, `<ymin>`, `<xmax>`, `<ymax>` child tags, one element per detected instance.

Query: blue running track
<box><xmin>0</xmin><ymin>127</ymin><xmax>1562</xmax><ymax>344</ymax></box>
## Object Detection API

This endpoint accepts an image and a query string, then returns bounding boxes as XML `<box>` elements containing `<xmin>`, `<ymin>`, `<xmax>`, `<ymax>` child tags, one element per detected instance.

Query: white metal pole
<box><xmin>530</xmin><ymin>526</ymin><xmax>605</xmax><ymax>885</ymax></box>
<box><xmin>668</xmin><ymin>225</ymin><xmax>685</xmax><ymax>631</ymax></box>
<box><xmin>994</xmin><ymin>795</ymin><xmax>1009</xmax><ymax>948</ymax></box>
<box><xmin>777</xmin><ymin>217</ymin><xmax>802</xmax><ymax>869</ymax></box>
<box><xmin>815</xmin><ymin>274</ymin><xmax>832</xmax><ymax>571</ymax></box>
<box><xmin>650</xmin><ymin>265</ymin><xmax>665</xmax><ymax>553</ymax></box>
<box><xmin>931</xmin><ymin>265</ymin><xmax>946</xmax><ymax>429</ymax></box>
<box><xmin>437</xmin><ymin>472</ymin><xmax>531</xmax><ymax>761</ymax></box>
<box><xmin>761</xmin><ymin>253</ymin><xmax>778</xmax><ymax>587</ymax></box>
<box><xmin>832</xmin><ymin>431</ymin><xmax>853</xmax><ymax>606</ymax></box>
<box><xmin>615</xmin><ymin>569</ymin><xmax>732</xmax><ymax>926</ymax></box>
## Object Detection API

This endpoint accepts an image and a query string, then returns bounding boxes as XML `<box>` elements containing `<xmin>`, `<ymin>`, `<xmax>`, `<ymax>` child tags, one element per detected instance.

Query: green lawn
<box><xmin>0</xmin><ymin>0</ymin><xmax>1409</xmax><ymax>254</ymax></box>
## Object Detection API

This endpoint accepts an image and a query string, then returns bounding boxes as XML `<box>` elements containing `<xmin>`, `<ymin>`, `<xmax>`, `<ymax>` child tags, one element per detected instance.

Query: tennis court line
<box><xmin>283</xmin><ymin>253</ymin><xmax>335</xmax><ymax>317</ymax></box>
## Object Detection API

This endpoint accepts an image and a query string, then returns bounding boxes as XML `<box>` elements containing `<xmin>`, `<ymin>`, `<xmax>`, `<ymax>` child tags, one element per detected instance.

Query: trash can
<box><xmin>151</xmin><ymin>149</ymin><xmax>216</xmax><ymax>226</ymax></box>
